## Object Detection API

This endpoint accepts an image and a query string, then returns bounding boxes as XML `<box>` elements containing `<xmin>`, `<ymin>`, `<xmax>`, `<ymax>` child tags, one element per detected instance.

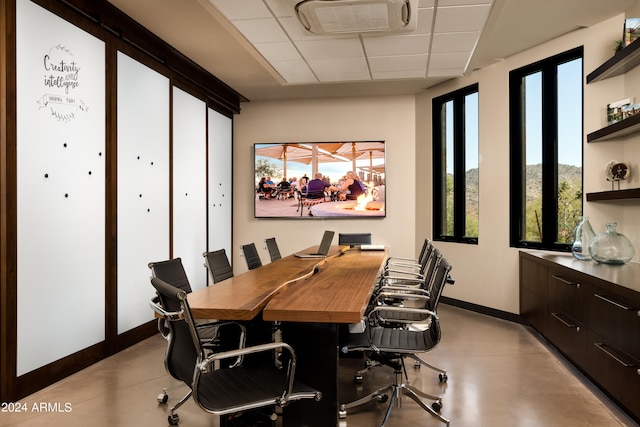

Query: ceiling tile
<box><xmin>431</xmin><ymin>31</ymin><xmax>479</xmax><ymax>53</ymax></box>
<box><xmin>439</xmin><ymin>0</ymin><xmax>492</xmax><ymax>5</ymax></box>
<box><xmin>269</xmin><ymin>59</ymin><xmax>317</xmax><ymax>83</ymax></box>
<box><xmin>363</xmin><ymin>34</ymin><xmax>430</xmax><ymax>56</ymax></box>
<box><xmin>372</xmin><ymin>69</ymin><xmax>427</xmax><ymax>79</ymax></box>
<box><xmin>232</xmin><ymin>18</ymin><xmax>289</xmax><ymax>43</ymax></box>
<box><xmin>368</xmin><ymin>54</ymin><xmax>428</xmax><ymax>72</ymax></box>
<box><xmin>253</xmin><ymin>41</ymin><xmax>302</xmax><ymax>61</ymax></box>
<box><xmin>414</xmin><ymin>7</ymin><xmax>434</xmax><ymax>34</ymax></box>
<box><xmin>207</xmin><ymin>0</ymin><xmax>272</xmax><ymax>20</ymax></box>
<box><xmin>434</xmin><ymin>5</ymin><xmax>491</xmax><ymax>33</ymax></box>
<box><xmin>308</xmin><ymin>57</ymin><xmax>369</xmax><ymax>80</ymax></box>
<box><xmin>429</xmin><ymin>51</ymin><xmax>471</xmax><ymax>69</ymax></box>
<box><xmin>294</xmin><ymin>38</ymin><xmax>364</xmax><ymax>59</ymax></box>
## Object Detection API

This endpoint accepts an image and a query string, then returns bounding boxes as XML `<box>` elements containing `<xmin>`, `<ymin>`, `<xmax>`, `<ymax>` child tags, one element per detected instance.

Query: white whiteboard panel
<box><xmin>16</xmin><ymin>0</ymin><xmax>106</xmax><ymax>375</ymax></box>
<box><xmin>117</xmin><ymin>52</ymin><xmax>170</xmax><ymax>334</ymax></box>
<box><xmin>208</xmin><ymin>109</ymin><xmax>233</xmax><ymax>259</ymax></box>
<box><xmin>172</xmin><ymin>87</ymin><xmax>207</xmax><ymax>291</ymax></box>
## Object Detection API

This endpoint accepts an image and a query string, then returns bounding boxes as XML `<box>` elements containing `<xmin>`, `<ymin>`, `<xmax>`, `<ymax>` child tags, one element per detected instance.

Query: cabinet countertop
<box><xmin>521</xmin><ymin>251</ymin><xmax>640</xmax><ymax>293</ymax></box>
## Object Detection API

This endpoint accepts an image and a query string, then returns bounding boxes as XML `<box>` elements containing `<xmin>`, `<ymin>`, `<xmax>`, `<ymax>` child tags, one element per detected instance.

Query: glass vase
<box><xmin>588</xmin><ymin>222</ymin><xmax>636</xmax><ymax>265</ymax></box>
<box><xmin>571</xmin><ymin>216</ymin><xmax>596</xmax><ymax>260</ymax></box>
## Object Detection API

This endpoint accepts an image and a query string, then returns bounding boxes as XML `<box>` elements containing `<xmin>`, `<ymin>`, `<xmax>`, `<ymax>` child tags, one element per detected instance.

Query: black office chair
<box><xmin>148</xmin><ymin>258</ymin><xmax>220</xmax><ymax>342</ymax></box>
<box><xmin>149</xmin><ymin>257</ymin><xmax>238</xmax><ymax>405</ymax></box>
<box><xmin>149</xmin><ymin>277</ymin><xmax>322</xmax><ymax>426</ymax></box>
<box><xmin>339</xmin><ymin>257</ymin><xmax>453</xmax><ymax>427</ymax></box>
<box><xmin>241</xmin><ymin>243</ymin><xmax>263</xmax><ymax>270</ymax></box>
<box><xmin>338</xmin><ymin>233</ymin><xmax>372</xmax><ymax>247</ymax></box>
<box><xmin>264</xmin><ymin>237</ymin><xmax>282</xmax><ymax>262</ymax></box>
<box><xmin>203</xmin><ymin>249</ymin><xmax>234</xmax><ymax>283</ymax></box>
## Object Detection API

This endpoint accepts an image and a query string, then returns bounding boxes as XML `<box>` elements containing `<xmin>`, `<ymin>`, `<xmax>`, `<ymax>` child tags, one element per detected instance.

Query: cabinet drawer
<box><xmin>546</xmin><ymin>311</ymin><xmax>587</xmax><ymax>369</ymax></box>
<box><xmin>589</xmin><ymin>290</ymin><xmax>640</xmax><ymax>358</ymax></box>
<box><xmin>548</xmin><ymin>273</ymin><xmax>587</xmax><ymax>323</ymax></box>
<box><xmin>520</xmin><ymin>257</ymin><xmax>547</xmax><ymax>297</ymax></box>
<box><xmin>521</xmin><ymin>288</ymin><xmax>546</xmax><ymax>333</ymax></box>
<box><xmin>587</xmin><ymin>330</ymin><xmax>640</xmax><ymax>420</ymax></box>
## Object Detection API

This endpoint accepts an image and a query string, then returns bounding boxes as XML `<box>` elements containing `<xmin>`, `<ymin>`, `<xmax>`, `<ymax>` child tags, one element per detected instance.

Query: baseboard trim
<box><xmin>440</xmin><ymin>296</ymin><xmax>526</xmax><ymax>325</ymax></box>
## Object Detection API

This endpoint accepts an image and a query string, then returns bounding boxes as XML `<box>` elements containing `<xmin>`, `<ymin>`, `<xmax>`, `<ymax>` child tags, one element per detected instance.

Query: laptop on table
<box><xmin>294</xmin><ymin>230</ymin><xmax>335</xmax><ymax>258</ymax></box>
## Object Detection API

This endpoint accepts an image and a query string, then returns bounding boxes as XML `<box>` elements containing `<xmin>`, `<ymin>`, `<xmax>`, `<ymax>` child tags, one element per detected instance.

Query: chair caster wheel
<box><xmin>168</xmin><ymin>413</ymin><xmax>180</xmax><ymax>425</ymax></box>
<box><xmin>439</xmin><ymin>373</ymin><xmax>448</xmax><ymax>382</ymax></box>
<box><xmin>354</xmin><ymin>375</ymin><xmax>363</xmax><ymax>383</ymax></box>
<box><xmin>338</xmin><ymin>406</ymin><xmax>347</xmax><ymax>419</ymax></box>
<box><xmin>158</xmin><ymin>389</ymin><xmax>168</xmax><ymax>404</ymax></box>
<box><xmin>432</xmin><ymin>401</ymin><xmax>442</xmax><ymax>412</ymax></box>
<box><xmin>377</xmin><ymin>394</ymin><xmax>389</xmax><ymax>403</ymax></box>
<box><xmin>414</xmin><ymin>360</ymin><xmax>420</xmax><ymax>368</ymax></box>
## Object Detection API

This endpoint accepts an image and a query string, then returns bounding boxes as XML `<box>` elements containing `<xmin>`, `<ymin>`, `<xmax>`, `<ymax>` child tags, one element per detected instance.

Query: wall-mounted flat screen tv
<box><xmin>254</xmin><ymin>141</ymin><xmax>386</xmax><ymax>218</ymax></box>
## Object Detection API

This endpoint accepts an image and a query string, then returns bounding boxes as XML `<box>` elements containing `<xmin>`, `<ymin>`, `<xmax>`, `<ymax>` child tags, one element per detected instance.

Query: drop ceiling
<box><xmin>107</xmin><ymin>0</ymin><xmax>637</xmax><ymax>101</ymax></box>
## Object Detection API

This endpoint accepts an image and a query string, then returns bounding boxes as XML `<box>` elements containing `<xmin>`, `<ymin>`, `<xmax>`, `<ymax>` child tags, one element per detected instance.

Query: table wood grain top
<box><xmin>188</xmin><ymin>246</ymin><xmax>387</xmax><ymax>323</ymax></box>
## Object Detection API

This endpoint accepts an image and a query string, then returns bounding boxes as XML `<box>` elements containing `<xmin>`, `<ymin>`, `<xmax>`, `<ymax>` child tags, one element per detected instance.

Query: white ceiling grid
<box><xmin>207</xmin><ymin>0</ymin><xmax>493</xmax><ymax>85</ymax></box>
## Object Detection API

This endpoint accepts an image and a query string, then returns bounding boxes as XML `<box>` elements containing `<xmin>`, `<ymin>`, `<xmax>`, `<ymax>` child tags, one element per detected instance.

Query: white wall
<box><xmin>417</xmin><ymin>13</ymin><xmax>640</xmax><ymax>313</ymax></box>
<box><xmin>233</xmin><ymin>96</ymin><xmax>417</xmax><ymax>272</ymax></box>
<box><xmin>234</xmin><ymin>13</ymin><xmax>640</xmax><ymax>315</ymax></box>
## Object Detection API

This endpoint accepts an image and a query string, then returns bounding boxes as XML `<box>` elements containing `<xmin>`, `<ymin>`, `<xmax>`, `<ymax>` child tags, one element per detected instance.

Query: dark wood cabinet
<box><xmin>546</xmin><ymin>271</ymin><xmax>589</xmax><ymax>369</ymax></box>
<box><xmin>519</xmin><ymin>251</ymin><xmax>640</xmax><ymax>423</ymax></box>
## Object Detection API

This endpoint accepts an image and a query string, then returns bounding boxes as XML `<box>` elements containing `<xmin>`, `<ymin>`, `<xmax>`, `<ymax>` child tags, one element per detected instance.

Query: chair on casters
<box><xmin>148</xmin><ymin>257</ymin><xmax>235</xmax><ymax>404</ymax></box>
<box><xmin>149</xmin><ymin>277</ymin><xmax>322</xmax><ymax>426</ymax></box>
<box><xmin>241</xmin><ymin>243</ymin><xmax>263</xmax><ymax>270</ymax></box>
<box><xmin>264</xmin><ymin>237</ymin><xmax>281</xmax><ymax>262</ymax></box>
<box><xmin>202</xmin><ymin>249</ymin><xmax>234</xmax><ymax>284</ymax></box>
<box><xmin>339</xmin><ymin>257</ymin><xmax>454</xmax><ymax>427</ymax></box>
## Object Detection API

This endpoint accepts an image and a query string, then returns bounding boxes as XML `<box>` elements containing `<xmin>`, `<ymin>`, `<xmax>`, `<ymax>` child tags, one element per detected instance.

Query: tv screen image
<box><xmin>254</xmin><ymin>141</ymin><xmax>386</xmax><ymax>218</ymax></box>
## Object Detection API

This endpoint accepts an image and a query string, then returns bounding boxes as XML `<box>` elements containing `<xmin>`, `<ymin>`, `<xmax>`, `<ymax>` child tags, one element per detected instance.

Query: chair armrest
<box><xmin>149</xmin><ymin>297</ymin><xmax>183</xmax><ymax>319</ymax></box>
<box><xmin>368</xmin><ymin>305</ymin><xmax>438</xmax><ymax>323</ymax></box>
<box><xmin>199</xmin><ymin>342</ymin><xmax>302</xmax><ymax>406</ymax></box>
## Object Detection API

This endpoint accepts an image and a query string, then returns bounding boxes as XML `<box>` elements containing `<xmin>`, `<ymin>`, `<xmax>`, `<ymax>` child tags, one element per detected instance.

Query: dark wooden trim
<box><xmin>16</xmin><ymin>341</ymin><xmax>108</xmax><ymax>399</ymax></box>
<box><xmin>441</xmin><ymin>297</ymin><xmax>527</xmax><ymax>325</ymax></box>
<box><xmin>587</xmin><ymin>37</ymin><xmax>640</xmax><ymax>83</ymax></box>
<box><xmin>586</xmin><ymin>188</ymin><xmax>640</xmax><ymax>201</ymax></box>
<box><xmin>0</xmin><ymin>0</ymin><xmax>18</xmax><ymax>404</ymax></box>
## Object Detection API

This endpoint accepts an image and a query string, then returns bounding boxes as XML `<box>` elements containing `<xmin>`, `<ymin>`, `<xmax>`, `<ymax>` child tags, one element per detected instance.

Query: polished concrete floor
<box><xmin>3</xmin><ymin>305</ymin><xmax>638</xmax><ymax>427</ymax></box>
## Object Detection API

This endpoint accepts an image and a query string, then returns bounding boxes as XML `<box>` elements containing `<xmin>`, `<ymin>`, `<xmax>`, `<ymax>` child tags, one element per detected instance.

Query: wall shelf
<box><xmin>586</xmin><ymin>188</ymin><xmax>640</xmax><ymax>201</ymax></box>
<box><xmin>587</xmin><ymin>113</ymin><xmax>640</xmax><ymax>142</ymax></box>
<box><xmin>587</xmin><ymin>38</ymin><xmax>640</xmax><ymax>83</ymax></box>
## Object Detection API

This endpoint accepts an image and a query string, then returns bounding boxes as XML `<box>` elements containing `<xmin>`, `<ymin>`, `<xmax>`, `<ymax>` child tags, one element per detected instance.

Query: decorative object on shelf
<box><xmin>588</xmin><ymin>222</ymin><xmax>636</xmax><ymax>264</ymax></box>
<box><xmin>607</xmin><ymin>98</ymin><xmax>631</xmax><ymax>124</ymax></box>
<box><xmin>624</xmin><ymin>18</ymin><xmax>640</xmax><ymax>47</ymax></box>
<box><xmin>605</xmin><ymin>160</ymin><xmax>631</xmax><ymax>190</ymax></box>
<box><xmin>571</xmin><ymin>216</ymin><xmax>596</xmax><ymax>260</ymax></box>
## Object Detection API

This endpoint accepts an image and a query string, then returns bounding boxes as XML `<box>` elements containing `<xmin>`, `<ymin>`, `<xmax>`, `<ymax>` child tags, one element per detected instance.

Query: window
<box><xmin>432</xmin><ymin>84</ymin><xmax>479</xmax><ymax>244</ymax></box>
<box><xmin>509</xmin><ymin>47</ymin><xmax>583</xmax><ymax>251</ymax></box>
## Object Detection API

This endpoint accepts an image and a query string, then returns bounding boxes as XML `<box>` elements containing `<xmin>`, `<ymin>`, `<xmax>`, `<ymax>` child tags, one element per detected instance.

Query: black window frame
<box><xmin>508</xmin><ymin>46</ymin><xmax>584</xmax><ymax>251</ymax></box>
<box><xmin>432</xmin><ymin>83</ymin><xmax>479</xmax><ymax>245</ymax></box>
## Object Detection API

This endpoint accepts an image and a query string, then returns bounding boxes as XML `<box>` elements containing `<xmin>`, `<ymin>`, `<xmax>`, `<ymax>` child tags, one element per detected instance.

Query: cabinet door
<box><xmin>587</xmin><ymin>330</ymin><xmax>640</xmax><ymax>420</ymax></box>
<box><xmin>520</xmin><ymin>256</ymin><xmax>548</xmax><ymax>333</ymax></box>
<box><xmin>589</xmin><ymin>287</ymin><xmax>640</xmax><ymax>359</ymax></box>
<box><xmin>547</xmin><ymin>272</ymin><xmax>588</xmax><ymax>368</ymax></box>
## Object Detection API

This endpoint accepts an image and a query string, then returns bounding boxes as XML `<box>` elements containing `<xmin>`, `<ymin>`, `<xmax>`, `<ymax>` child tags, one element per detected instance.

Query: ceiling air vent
<box><xmin>295</xmin><ymin>0</ymin><xmax>411</xmax><ymax>35</ymax></box>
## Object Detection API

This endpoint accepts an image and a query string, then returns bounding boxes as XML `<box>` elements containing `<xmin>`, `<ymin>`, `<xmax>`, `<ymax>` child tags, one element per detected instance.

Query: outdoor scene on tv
<box><xmin>254</xmin><ymin>141</ymin><xmax>386</xmax><ymax>218</ymax></box>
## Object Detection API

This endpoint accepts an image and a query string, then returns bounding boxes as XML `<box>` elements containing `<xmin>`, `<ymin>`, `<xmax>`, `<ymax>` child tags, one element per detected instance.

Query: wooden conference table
<box><xmin>188</xmin><ymin>245</ymin><xmax>388</xmax><ymax>427</ymax></box>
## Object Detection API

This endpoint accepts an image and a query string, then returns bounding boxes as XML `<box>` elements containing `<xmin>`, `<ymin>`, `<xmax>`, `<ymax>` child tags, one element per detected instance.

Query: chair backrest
<box><xmin>264</xmin><ymin>237</ymin><xmax>282</xmax><ymax>262</ymax></box>
<box><xmin>338</xmin><ymin>233</ymin><xmax>372</xmax><ymax>247</ymax></box>
<box><xmin>241</xmin><ymin>243</ymin><xmax>262</xmax><ymax>270</ymax></box>
<box><xmin>150</xmin><ymin>277</ymin><xmax>201</xmax><ymax>386</ymax></box>
<box><xmin>148</xmin><ymin>257</ymin><xmax>193</xmax><ymax>293</ymax></box>
<box><xmin>203</xmin><ymin>249</ymin><xmax>234</xmax><ymax>283</ymax></box>
<box><xmin>426</xmin><ymin>255</ymin><xmax>452</xmax><ymax>312</ymax></box>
